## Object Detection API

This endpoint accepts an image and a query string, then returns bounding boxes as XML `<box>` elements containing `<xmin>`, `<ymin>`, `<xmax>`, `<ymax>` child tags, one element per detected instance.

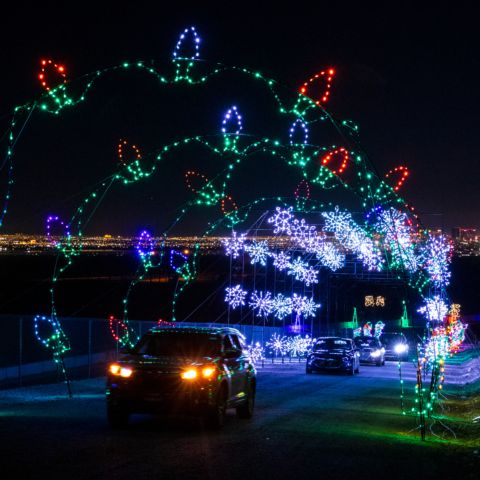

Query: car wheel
<box><xmin>376</xmin><ymin>360</ymin><xmax>382</xmax><ymax>367</ymax></box>
<box><xmin>306</xmin><ymin>366</ymin><xmax>313</xmax><ymax>374</ymax></box>
<box><xmin>107</xmin><ymin>403</ymin><xmax>129</xmax><ymax>428</ymax></box>
<box><xmin>237</xmin><ymin>381</ymin><xmax>255</xmax><ymax>419</ymax></box>
<box><xmin>355</xmin><ymin>362</ymin><xmax>360</xmax><ymax>374</ymax></box>
<box><xmin>348</xmin><ymin>363</ymin><xmax>355</xmax><ymax>375</ymax></box>
<box><xmin>382</xmin><ymin>359</ymin><xmax>385</xmax><ymax>366</ymax></box>
<box><xmin>206</xmin><ymin>386</ymin><xmax>228</xmax><ymax>429</ymax></box>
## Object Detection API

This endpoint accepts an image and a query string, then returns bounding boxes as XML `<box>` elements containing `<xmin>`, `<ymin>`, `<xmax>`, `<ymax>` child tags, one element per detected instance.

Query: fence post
<box><xmin>88</xmin><ymin>319</ymin><xmax>92</xmax><ymax>378</ymax></box>
<box><xmin>18</xmin><ymin>317</ymin><xmax>23</xmax><ymax>386</ymax></box>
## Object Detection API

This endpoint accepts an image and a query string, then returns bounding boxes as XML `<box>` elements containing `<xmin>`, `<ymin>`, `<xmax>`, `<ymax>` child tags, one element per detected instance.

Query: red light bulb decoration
<box><xmin>299</xmin><ymin>68</ymin><xmax>335</xmax><ymax>106</ymax></box>
<box><xmin>108</xmin><ymin>315</ymin><xmax>129</xmax><ymax>343</ymax></box>
<box><xmin>185</xmin><ymin>170</ymin><xmax>210</xmax><ymax>194</ymax></box>
<box><xmin>385</xmin><ymin>166</ymin><xmax>409</xmax><ymax>192</ymax></box>
<box><xmin>118</xmin><ymin>139</ymin><xmax>142</xmax><ymax>167</ymax></box>
<box><xmin>221</xmin><ymin>195</ymin><xmax>238</xmax><ymax>216</ymax></box>
<box><xmin>157</xmin><ymin>318</ymin><xmax>175</xmax><ymax>327</ymax></box>
<box><xmin>294</xmin><ymin>179</ymin><xmax>311</xmax><ymax>200</ymax></box>
<box><xmin>38</xmin><ymin>59</ymin><xmax>67</xmax><ymax>91</ymax></box>
<box><xmin>321</xmin><ymin>147</ymin><xmax>349</xmax><ymax>175</ymax></box>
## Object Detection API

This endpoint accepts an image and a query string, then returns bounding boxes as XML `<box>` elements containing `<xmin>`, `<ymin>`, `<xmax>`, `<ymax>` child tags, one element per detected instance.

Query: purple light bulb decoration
<box><xmin>289</xmin><ymin>119</ymin><xmax>309</xmax><ymax>145</ymax></box>
<box><xmin>173</xmin><ymin>26</ymin><xmax>201</xmax><ymax>60</ymax></box>
<box><xmin>221</xmin><ymin>106</ymin><xmax>243</xmax><ymax>135</ymax></box>
<box><xmin>170</xmin><ymin>249</ymin><xmax>188</xmax><ymax>272</ymax></box>
<box><xmin>46</xmin><ymin>215</ymin><xmax>70</xmax><ymax>246</ymax></box>
<box><xmin>136</xmin><ymin>230</ymin><xmax>155</xmax><ymax>258</ymax></box>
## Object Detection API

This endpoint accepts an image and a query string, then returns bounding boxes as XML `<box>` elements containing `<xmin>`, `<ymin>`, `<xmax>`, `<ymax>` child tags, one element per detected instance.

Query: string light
<box><xmin>299</xmin><ymin>68</ymin><xmax>335</xmax><ymax>106</ymax></box>
<box><xmin>385</xmin><ymin>166</ymin><xmax>409</xmax><ymax>192</ymax></box>
<box><xmin>172</xmin><ymin>26</ymin><xmax>201</xmax><ymax>60</ymax></box>
<box><xmin>118</xmin><ymin>139</ymin><xmax>141</xmax><ymax>167</ymax></box>
<box><xmin>38</xmin><ymin>59</ymin><xmax>67</xmax><ymax>91</ymax></box>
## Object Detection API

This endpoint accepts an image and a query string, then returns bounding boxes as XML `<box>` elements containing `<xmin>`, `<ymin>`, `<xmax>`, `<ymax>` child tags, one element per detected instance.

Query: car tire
<box><xmin>206</xmin><ymin>386</ymin><xmax>228</xmax><ymax>429</ymax></box>
<box><xmin>306</xmin><ymin>366</ymin><xmax>313</xmax><ymax>374</ymax></box>
<box><xmin>382</xmin><ymin>360</ymin><xmax>385</xmax><ymax>366</ymax></box>
<box><xmin>355</xmin><ymin>363</ymin><xmax>360</xmax><ymax>374</ymax></box>
<box><xmin>237</xmin><ymin>381</ymin><xmax>255</xmax><ymax>419</ymax></box>
<box><xmin>349</xmin><ymin>364</ymin><xmax>355</xmax><ymax>375</ymax></box>
<box><xmin>376</xmin><ymin>360</ymin><xmax>382</xmax><ymax>367</ymax></box>
<box><xmin>107</xmin><ymin>403</ymin><xmax>129</xmax><ymax>428</ymax></box>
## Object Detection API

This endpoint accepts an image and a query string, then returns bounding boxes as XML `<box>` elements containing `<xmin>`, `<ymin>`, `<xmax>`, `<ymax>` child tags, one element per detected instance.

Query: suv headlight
<box><xmin>370</xmin><ymin>349</ymin><xmax>382</xmax><ymax>358</ymax></box>
<box><xmin>109</xmin><ymin>364</ymin><xmax>133</xmax><ymax>378</ymax></box>
<box><xmin>394</xmin><ymin>343</ymin><xmax>408</xmax><ymax>354</ymax></box>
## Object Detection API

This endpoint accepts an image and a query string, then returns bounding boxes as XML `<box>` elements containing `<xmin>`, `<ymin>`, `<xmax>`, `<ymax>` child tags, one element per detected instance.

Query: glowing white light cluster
<box><xmin>267</xmin><ymin>206</ymin><xmax>345</xmax><ymax>271</ymax></box>
<box><xmin>420</xmin><ymin>234</ymin><xmax>452</xmax><ymax>287</ymax></box>
<box><xmin>244</xmin><ymin>240</ymin><xmax>270</xmax><ymax>266</ymax></box>
<box><xmin>272</xmin><ymin>293</ymin><xmax>293</xmax><ymax>320</ymax></box>
<box><xmin>287</xmin><ymin>257</ymin><xmax>319</xmax><ymax>286</ymax></box>
<box><xmin>223</xmin><ymin>231</ymin><xmax>246</xmax><ymax>258</ymax></box>
<box><xmin>417</xmin><ymin>295</ymin><xmax>449</xmax><ymax>322</ymax></box>
<box><xmin>424</xmin><ymin>334</ymin><xmax>450</xmax><ymax>363</ymax></box>
<box><xmin>291</xmin><ymin>293</ymin><xmax>320</xmax><ymax>318</ymax></box>
<box><xmin>272</xmin><ymin>251</ymin><xmax>291</xmax><ymax>270</ymax></box>
<box><xmin>374</xmin><ymin>208</ymin><xmax>418</xmax><ymax>271</ymax></box>
<box><xmin>247</xmin><ymin>342</ymin><xmax>265</xmax><ymax>363</ymax></box>
<box><xmin>266</xmin><ymin>333</ymin><xmax>289</xmax><ymax>356</ymax></box>
<box><xmin>225</xmin><ymin>285</ymin><xmax>248</xmax><ymax>309</ymax></box>
<box><xmin>322</xmin><ymin>206</ymin><xmax>383</xmax><ymax>271</ymax></box>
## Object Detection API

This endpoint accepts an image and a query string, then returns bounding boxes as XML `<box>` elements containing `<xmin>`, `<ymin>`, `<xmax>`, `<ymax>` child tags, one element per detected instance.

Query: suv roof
<box><xmin>148</xmin><ymin>326</ymin><xmax>244</xmax><ymax>336</ymax></box>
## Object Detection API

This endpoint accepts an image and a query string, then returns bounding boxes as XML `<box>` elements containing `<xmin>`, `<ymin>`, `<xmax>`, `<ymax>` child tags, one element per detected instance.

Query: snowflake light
<box><xmin>420</xmin><ymin>234</ymin><xmax>452</xmax><ymax>287</ymax></box>
<box><xmin>272</xmin><ymin>251</ymin><xmax>291</xmax><ymax>271</ymax></box>
<box><xmin>267</xmin><ymin>206</ymin><xmax>294</xmax><ymax>234</ymax></box>
<box><xmin>272</xmin><ymin>293</ymin><xmax>293</xmax><ymax>320</ymax></box>
<box><xmin>225</xmin><ymin>285</ymin><xmax>247</xmax><ymax>309</ymax></box>
<box><xmin>249</xmin><ymin>291</ymin><xmax>275</xmax><ymax>317</ymax></box>
<box><xmin>223</xmin><ymin>231</ymin><xmax>246</xmax><ymax>258</ymax></box>
<box><xmin>418</xmin><ymin>296</ymin><xmax>449</xmax><ymax>323</ymax></box>
<box><xmin>244</xmin><ymin>240</ymin><xmax>270</xmax><ymax>266</ymax></box>
<box><xmin>266</xmin><ymin>333</ymin><xmax>289</xmax><ymax>356</ymax></box>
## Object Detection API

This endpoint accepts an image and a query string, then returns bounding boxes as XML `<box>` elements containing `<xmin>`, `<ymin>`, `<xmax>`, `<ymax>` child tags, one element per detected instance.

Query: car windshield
<box><xmin>354</xmin><ymin>337</ymin><xmax>379</xmax><ymax>348</ymax></box>
<box><xmin>314</xmin><ymin>339</ymin><xmax>351</xmax><ymax>351</ymax></box>
<box><xmin>381</xmin><ymin>334</ymin><xmax>405</xmax><ymax>346</ymax></box>
<box><xmin>133</xmin><ymin>331</ymin><xmax>222</xmax><ymax>357</ymax></box>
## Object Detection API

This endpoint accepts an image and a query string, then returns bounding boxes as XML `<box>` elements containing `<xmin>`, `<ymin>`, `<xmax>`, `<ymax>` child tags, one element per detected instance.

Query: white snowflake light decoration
<box><xmin>417</xmin><ymin>295</ymin><xmax>449</xmax><ymax>322</ymax></box>
<box><xmin>244</xmin><ymin>240</ymin><xmax>270</xmax><ymax>266</ymax></box>
<box><xmin>272</xmin><ymin>293</ymin><xmax>293</xmax><ymax>320</ymax></box>
<box><xmin>224</xmin><ymin>285</ymin><xmax>247</xmax><ymax>309</ymax></box>
<box><xmin>266</xmin><ymin>333</ymin><xmax>289</xmax><ymax>356</ymax></box>
<box><xmin>420</xmin><ymin>234</ymin><xmax>452</xmax><ymax>287</ymax></box>
<box><xmin>223</xmin><ymin>231</ymin><xmax>246</xmax><ymax>258</ymax></box>
<box><xmin>272</xmin><ymin>251</ymin><xmax>291</xmax><ymax>271</ymax></box>
<box><xmin>267</xmin><ymin>206</ymin><xmax>294</xmax><ymax>234</ymax></box>
<box><xmin>249</xmin><ymin>290</ymin><xmax>275</xmax><ymax>317</ymax></box>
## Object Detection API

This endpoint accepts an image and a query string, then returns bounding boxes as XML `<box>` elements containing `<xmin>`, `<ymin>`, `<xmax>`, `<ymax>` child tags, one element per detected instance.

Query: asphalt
<box><xmin>0</xmin><ymin>361</ymin><xmax>479</xmax><ymax>480</ymax></box>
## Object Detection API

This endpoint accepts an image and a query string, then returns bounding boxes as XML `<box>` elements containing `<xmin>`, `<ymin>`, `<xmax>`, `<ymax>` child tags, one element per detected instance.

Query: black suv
<box><xmin>306</xmin><ymin>337</ymin><xmax>360</xmax><ymax>375</ymax></box>
<box><xmin>106</xmin><ymin>326</ymin><xmax>256</xmax><ymax>428</ymax></box>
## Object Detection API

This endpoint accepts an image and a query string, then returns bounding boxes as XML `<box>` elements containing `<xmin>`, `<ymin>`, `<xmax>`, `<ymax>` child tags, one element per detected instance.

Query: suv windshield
<box><xmin>381</xmin><ymin>334</ymin><xmax>406</xmax><ymax>346</ymax></box>
<box><xmin>314</xmin><ymin>338</ymin><xmax>351</xmax><ymax>351</ymax></box>
<box><xmin>133</xmin><ymin>331</ymin><xmax>222</xmax><ymax>357</ymax></box>
<box><xmin>354</xmin><ymin>337</ymin><xmax>380</xmax><ymax>348</ymax></box>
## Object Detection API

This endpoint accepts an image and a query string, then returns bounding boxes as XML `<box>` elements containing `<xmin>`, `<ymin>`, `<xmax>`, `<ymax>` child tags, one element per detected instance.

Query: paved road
<box><xmin>0</xmin><ymin>362</ymin><xmax>478</xmax><ymax>479</ymax></box>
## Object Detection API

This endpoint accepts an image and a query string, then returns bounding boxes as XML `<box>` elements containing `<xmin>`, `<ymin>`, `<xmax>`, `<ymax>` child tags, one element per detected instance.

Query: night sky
<box><xmin>0</xmin><ymin>3</ymin><xmax>478</xmax><ymax>235</ymax></box>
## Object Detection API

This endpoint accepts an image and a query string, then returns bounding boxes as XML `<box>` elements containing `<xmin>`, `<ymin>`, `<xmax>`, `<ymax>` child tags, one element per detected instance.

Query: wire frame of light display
<box><xmin>0</xmin><ymin>26</ymin><xmax>455</xmax><ymax>412</ymax></box>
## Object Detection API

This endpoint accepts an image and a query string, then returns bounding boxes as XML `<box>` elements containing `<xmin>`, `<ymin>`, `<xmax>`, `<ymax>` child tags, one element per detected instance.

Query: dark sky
<box><xmin>0</xmin><ymin>2</ymin><xmax>478</xmax><ymax>235</ymax></box>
